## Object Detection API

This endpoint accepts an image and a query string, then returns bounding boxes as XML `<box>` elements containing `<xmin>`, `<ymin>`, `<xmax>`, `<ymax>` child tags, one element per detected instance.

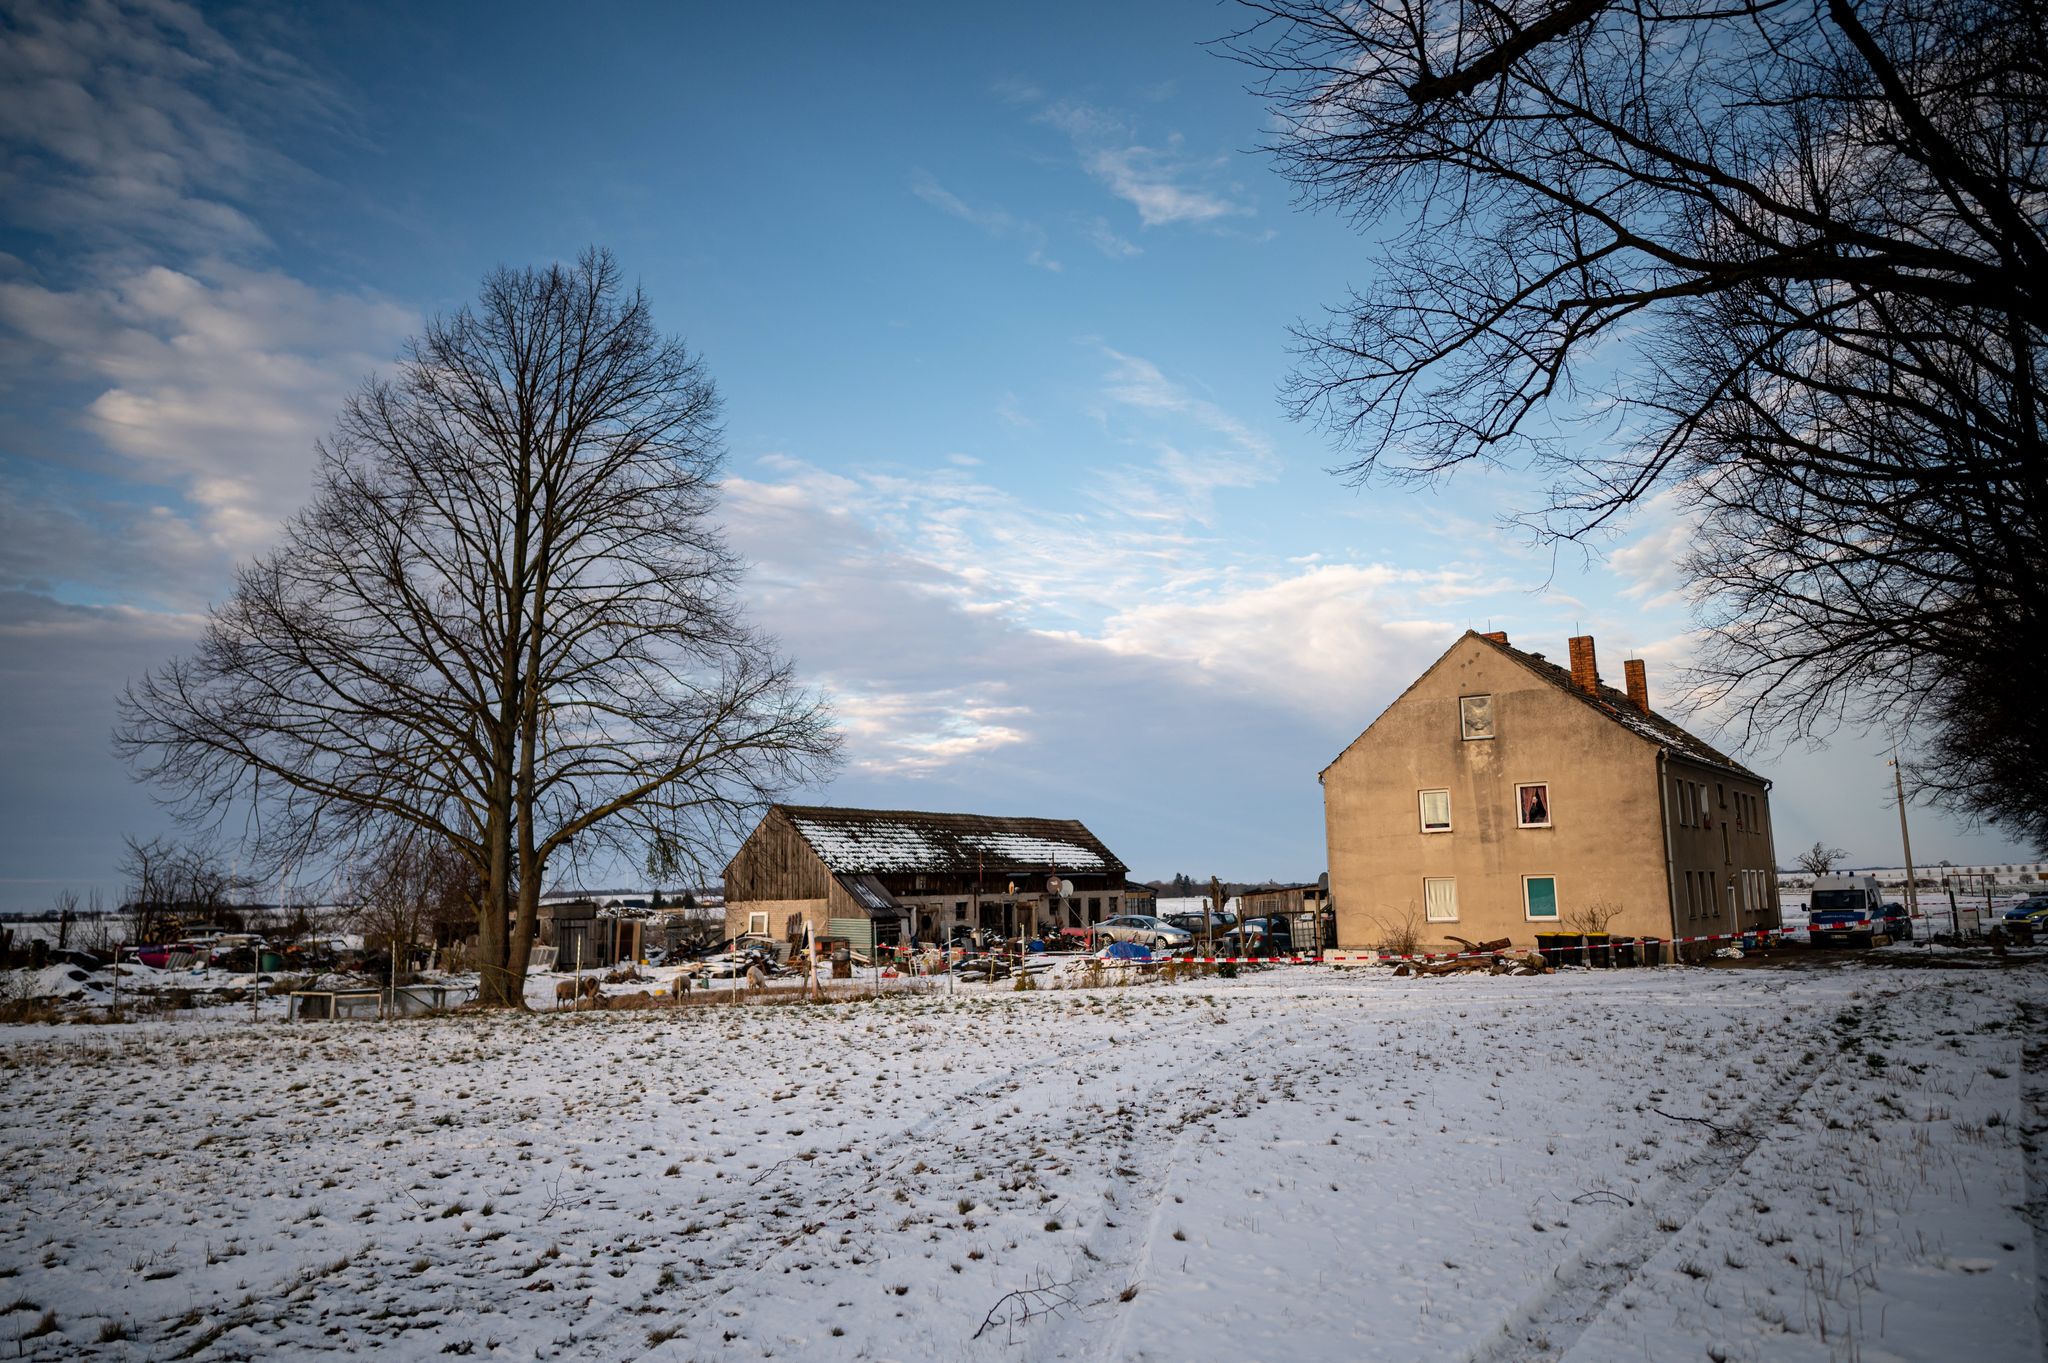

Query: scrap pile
<box><xmin>1388</xmin><ymin>936</ymin><xmax>1548</xmax><ymax>977</ymax></box>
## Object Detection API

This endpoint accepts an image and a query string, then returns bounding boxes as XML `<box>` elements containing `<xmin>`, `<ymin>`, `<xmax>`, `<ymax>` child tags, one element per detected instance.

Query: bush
<box><xmin>1371</xmin><ymin>911</ymin><xmax>1423</xmax><ymax>958</ymax></box>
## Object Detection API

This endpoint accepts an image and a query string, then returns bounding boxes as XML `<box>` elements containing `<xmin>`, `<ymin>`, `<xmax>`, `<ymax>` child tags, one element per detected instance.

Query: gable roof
<box><xmin>774</xmin><ymin>805</ymin><xmax>1128</xmax><ymax>877</ymax></box>
<box><xmin>1326</xmin><ymin>631</ymin><xmax>1762</xmax><ymax>781</ymax></box>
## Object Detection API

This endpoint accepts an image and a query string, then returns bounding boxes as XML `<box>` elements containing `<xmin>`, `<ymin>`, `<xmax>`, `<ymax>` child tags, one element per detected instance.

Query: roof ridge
<box><xmin>1472</xmin><ymin>634</ymin><xmax>1761</xmax><ymax>779</ymax></box>
<box><xmin>772</xmin><ymin>805</ymin><xmax>1128</xmax><ymax>876</ymax></box>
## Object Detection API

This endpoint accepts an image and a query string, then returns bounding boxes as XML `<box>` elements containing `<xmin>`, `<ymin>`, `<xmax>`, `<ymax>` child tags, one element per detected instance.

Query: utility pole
<box><xmin>1889</xmin><ymin>750</ymin><xmax>1919</xmax><ymax>926</ymax></box>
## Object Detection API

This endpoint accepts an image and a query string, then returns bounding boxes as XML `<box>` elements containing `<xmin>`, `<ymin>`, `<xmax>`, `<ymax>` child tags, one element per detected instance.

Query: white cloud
<box><xmin>1088</xmin><ymin>348</ymin><xmax>1280</xmax><ymax>525</ymax></box>
<box><xmin>824</xmin><ymin>683</ymin><xmax>1031</xmax><ymax>774</ymax></box>
<box><xmin>1083</xmin><ymin>216</ymin><xmax>1143</xmax><ymax>258</ymax></box>
<box><xmin>0</xmin><ymin>261</ymin><xmax>413</xmax><ymax>554</ymax></box>
<box><xmin>1081</xmin><ymin>145</ymin><xmax>1246</xmax><ymax>227</ymax></box>
<box><xmin>1608</xmin><ymin>490</ymin><xmax>1694</xmax><ymax>609</ymax></box>
<box><xmin>1036</xmin><ymin>100</ymin><xmax>1252</xmax><ymax>228</ymax></box>
<box><xmin>0</xmin><ymin>1</ymin><xmax>411</xmax><ymax>568</ymax></box>
<box><xmin>1076</xmin><ymin>562</ymin><xmax>1511</xmax><ymax>714</ymax></box>
<box><xmin>719</xmin><ymin>346</ymin><xmax>1505</xmax><ymax>782</ymax></box>
<box><xmin>0</xmin><ymin>0</ymin><xmax>334</xmax><ymax>258</ymax></box>
<box><xmin>909</xmin><ymin>171</ymin><xmax>1061</xmax><ymax>272</ymax></box>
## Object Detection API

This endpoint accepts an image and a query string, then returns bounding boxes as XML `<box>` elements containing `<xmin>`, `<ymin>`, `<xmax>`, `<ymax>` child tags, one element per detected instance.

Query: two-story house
<box><xmin>1322</xmin><ymin>631</ymin><xmax>1779</xmax><ymax>955</ymax></box>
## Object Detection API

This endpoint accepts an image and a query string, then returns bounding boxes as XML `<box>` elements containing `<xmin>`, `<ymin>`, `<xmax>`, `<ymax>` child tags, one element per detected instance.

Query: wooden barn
<box><xmin>722</xmin><ymin>805</ymin><xmax>1132</xmax><ymax>952</ymax></box>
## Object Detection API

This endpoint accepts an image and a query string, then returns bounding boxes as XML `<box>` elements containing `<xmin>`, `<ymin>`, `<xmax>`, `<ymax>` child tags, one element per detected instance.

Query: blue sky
<box><xmin>0</xmin><ymin>0</ymin><xmax>2029</xmax><ymax>910</ymax></box>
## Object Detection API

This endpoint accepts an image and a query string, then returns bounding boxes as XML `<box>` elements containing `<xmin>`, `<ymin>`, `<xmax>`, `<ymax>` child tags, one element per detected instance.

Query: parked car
<box><xmin>1876</xmin><ymin>902</ymin><xmax>1914</xmax><ymax>943</ymax></box>
<box><xmin>1218</xmin><ymin>916</ymin><xmax>1296</xmax><ymax>957</ymax></box>
<box><xmin>2003</xmin><ymin>895</ymin><xmax>2048</xmax><ymax>923</ymax></box>
<box><xmin>1163</xmin><ymin>909</ymin><xmax>1237</xmax><ymax>936</ymax></box>
<box><xmin>2000</xmin><ymin>896</ymin><xmax>2048</xmax><ymax>942</ymax></box>
<box><xmin>1091</xmin><ymin>916</ymin><xmax>1192</xmax><ymax>951</ymax></box>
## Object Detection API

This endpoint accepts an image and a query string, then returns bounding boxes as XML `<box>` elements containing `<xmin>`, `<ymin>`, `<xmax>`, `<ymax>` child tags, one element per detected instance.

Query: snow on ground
<box><xmin>0</xmin><ymin>958</ymin><xmax>2042</xmax><ymax>1362</ymax></box>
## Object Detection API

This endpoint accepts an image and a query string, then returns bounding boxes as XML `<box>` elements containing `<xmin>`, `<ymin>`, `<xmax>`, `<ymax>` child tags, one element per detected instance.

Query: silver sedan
<box><xmin>1090</xmin><ymin>915</ymin><xmax>1193</xmax><ymax>951</ymax></box>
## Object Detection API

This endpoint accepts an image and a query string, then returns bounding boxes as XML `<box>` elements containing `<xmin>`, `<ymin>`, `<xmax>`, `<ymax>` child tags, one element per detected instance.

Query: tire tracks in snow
<box><xmin>1461</xmin><ymin>979</ymin><xmax>1901</xmax><ymax>1363</ymax></box>
<box><xmin>576</xmin><ymin>991</ymin><xmax>1254</xmax><ymax>1359</ymax></box>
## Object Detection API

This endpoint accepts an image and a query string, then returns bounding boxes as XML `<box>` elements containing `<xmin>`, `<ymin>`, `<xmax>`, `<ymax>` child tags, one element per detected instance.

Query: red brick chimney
<box><xmin>1568</xmin><ymin>634</ymin><xmax>1599</xmax><ymax>694</ymax></box>
<box><xmin>1479</xmin><ymin>631</ymin><xmax>1508</xmax><ymax>644</ymax></box>
<box><xmin>1624</xmin><ymin>658</ymin><xmax>1650</xmax><ymax>713</ymax></box>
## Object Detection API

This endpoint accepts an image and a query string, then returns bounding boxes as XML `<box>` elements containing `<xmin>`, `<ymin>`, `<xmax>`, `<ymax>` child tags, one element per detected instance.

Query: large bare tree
<box><xmin>118</xmin><ymin>249</ymin><xmax>839</xmax><ymax>1004</ymax></box>
<box><xmin>1223</xmin><ymin>0</ymin><xmax>2046</xmax><ymax>845</ymax></box>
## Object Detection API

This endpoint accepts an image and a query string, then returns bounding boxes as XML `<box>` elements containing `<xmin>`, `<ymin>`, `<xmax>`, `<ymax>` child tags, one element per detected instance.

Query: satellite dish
<box><xmin>1060</xmin><ymin>879</ymin><xmax>1074</xmax><ymax>898</ymax></box>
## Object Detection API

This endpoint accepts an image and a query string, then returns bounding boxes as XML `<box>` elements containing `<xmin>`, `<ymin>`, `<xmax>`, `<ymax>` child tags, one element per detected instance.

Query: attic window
<box><xmin>1460</xmin><ymin>694</ymin><xmax>1495</xmax><ymax>741</ymax></box>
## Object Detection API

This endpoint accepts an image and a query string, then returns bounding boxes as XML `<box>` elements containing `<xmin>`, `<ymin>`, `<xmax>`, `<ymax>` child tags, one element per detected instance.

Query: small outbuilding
<box><xmin>722</xmin><ymin>805</ymin><xmax>1132</xmax><ymax>952</ymax></box>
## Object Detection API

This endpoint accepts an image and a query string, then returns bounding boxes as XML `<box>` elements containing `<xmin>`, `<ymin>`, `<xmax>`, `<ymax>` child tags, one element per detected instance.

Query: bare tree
<box><xmin>117</xmin><ymin>249</ymin><xmax>840</xmax><ymax>1004</ymax></box>
<box><xmin>346</xmin><ymin>830</ymin><xmax>479</xmax><ymax>978</ymax></box>
<box><xmin>1795</xmin><ymin>841</ymin><xmax>1849</xmax><ymax>877</ymax></box>
<box><xmin>116</xmin><ymin>835</ymin><xmax>251</xmax><ymax>942</ymax></box>
<box><xmin>51</xmin><ymin>889</ymin><xmax>78</xmax><ymax>951</ymax></box>
<box><xmin>1221</xmin><ymin>0</ymin><xmax>2046</xmax><ymax>835</ymax></box>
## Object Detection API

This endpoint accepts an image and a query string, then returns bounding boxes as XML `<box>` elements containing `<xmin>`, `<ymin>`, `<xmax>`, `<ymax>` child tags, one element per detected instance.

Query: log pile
<box><xmin>1390</xmin><ymin>936</ymin><xmax>1548</xmax><ymax>977</ymax></box>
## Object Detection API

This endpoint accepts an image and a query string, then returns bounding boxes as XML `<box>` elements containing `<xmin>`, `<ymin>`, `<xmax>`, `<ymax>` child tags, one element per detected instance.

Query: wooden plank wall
<box><xmin>725</xmin><ymin>811</ymin><xmax>829</xmax><ymax>901</ymax></box>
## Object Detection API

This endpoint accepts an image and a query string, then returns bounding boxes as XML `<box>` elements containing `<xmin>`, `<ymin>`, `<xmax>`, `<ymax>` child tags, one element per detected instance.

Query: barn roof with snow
<box><xmin>774</xmin><ymin>805</ymin><xmax>1128</xmax><ymax>876</ymax></box>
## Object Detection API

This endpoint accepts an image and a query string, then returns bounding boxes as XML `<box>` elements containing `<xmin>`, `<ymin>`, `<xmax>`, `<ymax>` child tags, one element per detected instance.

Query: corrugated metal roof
<box><xmin>777</xmin><ymin>805</ymin><xmax>1128</xmax><ymax>876</ymax></box>
<box><xmin>835</xmin><ymin>874</ymin><xmax>903</xmax><ymax>917</ymax></box>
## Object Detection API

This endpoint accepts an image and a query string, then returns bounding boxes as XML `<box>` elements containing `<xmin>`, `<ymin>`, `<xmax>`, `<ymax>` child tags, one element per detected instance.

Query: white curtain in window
<box><xmin>1424</xmin><ymin>878</ymin><xmax>1457</xmax><ymax>922</ymax></box>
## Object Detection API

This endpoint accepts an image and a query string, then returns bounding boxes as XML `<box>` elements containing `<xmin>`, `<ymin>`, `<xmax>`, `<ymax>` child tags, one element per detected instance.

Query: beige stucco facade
<box><xmin>1322</xmin><ymin>632</ymin><xmax>1779</xmax><ymax>954</ymax></box>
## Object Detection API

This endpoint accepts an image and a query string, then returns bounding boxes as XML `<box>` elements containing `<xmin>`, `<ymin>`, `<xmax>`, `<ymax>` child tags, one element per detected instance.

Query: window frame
<box><xmin>1515</xmin><ymin>781</ymin><xmax>1552</xmax><ymax>829</ymax></box>
<box><xmin>1423</xmin><ymin>877</ymin><xmax>1459</xmax><ymax>923</ymax></box>
<box><xmin>1459</xmin><ymin>693</ymin><xmax>1496</xmax><ymax>741</ymax></box>
<box><xmin>746</xmin><ymin>911</ymin><xmax>769</xmax><ymax>936</ymax></box>
<box><xmin>1418</xmin><ymin>787</ymin><xmax>1453</xmax><ymax>833</ymax></box>
<box><xmin>1523</xmin><ymin>874</ymin><xmax>1559</xmax><ymax>922</ymax></box>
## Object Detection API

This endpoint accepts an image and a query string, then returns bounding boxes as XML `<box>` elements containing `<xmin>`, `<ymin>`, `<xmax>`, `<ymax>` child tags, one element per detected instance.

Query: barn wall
<box><xmin>724</xmin><ymin>811</ymin><xmax>830</xmax><ymax>902</ymax></box>
<box><xmin>724</xmin><ymin>898</ymin><xmax>828</xmax><ymax>943</ymax></box>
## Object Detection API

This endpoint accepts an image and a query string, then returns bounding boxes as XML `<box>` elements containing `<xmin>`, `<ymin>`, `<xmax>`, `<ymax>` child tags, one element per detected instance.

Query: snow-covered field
<box><xmin>1</xmin><ymin>958</ymin><xmax>2041</xmax><ymax>1362</ymax></box>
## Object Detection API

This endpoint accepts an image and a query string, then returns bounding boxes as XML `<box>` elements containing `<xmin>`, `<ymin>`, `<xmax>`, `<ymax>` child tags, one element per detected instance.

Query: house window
<box><xmin>1675</xmin><ymin>779</ymin><xmax>1692</xmax><ymax>826</ymax></box>
<box><xmin>746</xmin><ymin>912</ymin><xmax>769</xmax><ymax>936</ymax></box>
<box><xmin>1516</xmin><ymin>783</ymin><xmax>1551</xmax><ymax>828</ymax></box>
<box><xmin>1460</xmin><ymin>694</ymin><xmax>1495</xmax><ymax>741</ymax></box>
<box><xmin>1424</xmin><ymin>877</ymin><xmax>1458</xmax><ymax>922</ymax></box>
<box><xmin>1523</xmin><ymin>875</ymin><xmax>1558</xmax><ymax>921</ymax></box>
<box><xmin>954</xmin><ymin>901</ymin><xmax>968</xmax><ymax>919</ymax></box>
<box><xmin>1684</xmin><ymin>873</ymin><xmax>1698</xmax><ymax>920</ymax></box>
<box><xmin>1108</xmin><ymin>896</ymin><xmax>1118</xmax><ymax>912</ymax></box>
<box><xmin>1419</xmin><ymin>788</ymin><xmax>1452</xmax><ymax>832</ymax></box>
